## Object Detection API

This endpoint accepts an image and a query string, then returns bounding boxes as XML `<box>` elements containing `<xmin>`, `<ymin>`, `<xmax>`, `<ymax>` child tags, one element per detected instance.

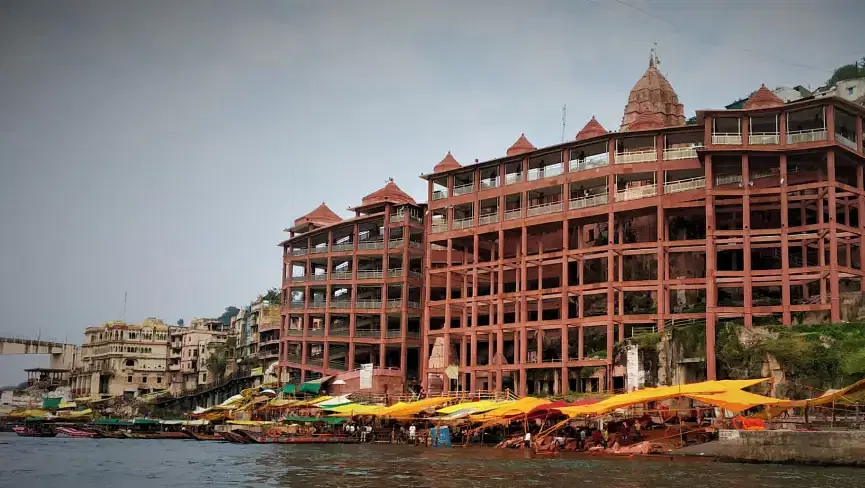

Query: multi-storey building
<box><xmin>279</xmin><ymin>179</ymin><xmax>425</xmax><ymax>392</ymax></box>
<box><xmin>70</xmin><ymin>318</ymin><xmax>170</xmax><ymax>399</ymax></box>
<box><xmin>255</xmin><ymin>300</ymin><xmax>281</xmax><ymax>367</ymax></box>
<box><xmin>421</xmin><ymin>58</ymin><xmax>865</xmax><ymax>397</ymax></box>
<box><xmin>176</xmin><ymin>318</ymin><xmax>229</xmax><ymax>391</ymax></box>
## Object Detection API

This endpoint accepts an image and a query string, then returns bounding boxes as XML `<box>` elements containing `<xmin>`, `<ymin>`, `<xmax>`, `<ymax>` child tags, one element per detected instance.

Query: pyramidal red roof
<box><xmin>293</xmin><ymin>202</ymin><xmax>341</xmax><ymax>228</ymax></box>
<box><xmin>621</xmin><ymin>55</ymin><xmax>685</xmax><ymax>131</ymax></box>
<box><xmin>507</xmin><ymin>133</ymin><xmax>536</xmax><ymax>156</ymax></box>
<box><xmin>627</xmin><ymin>111</ymin><xmax>666</xmax><ymax>131</ymax></box>
<box><xmin>433</xmin><ymin>151</ymin><xmax>461</xmax><ymax>173</ymax></box>
<box><xmin>743</xmin><ymin>84</ymin><xmax>785</xmax><ymax>110</ymax></box>
<box><xmin>360</xmin><ymin>178</ymin><xmax>416</xmax><ymax>207</ymax></box>
<box><xmin>575</xmin><ymin>116</ymin><xmax>608</xmax><ymax>141</ymax></box>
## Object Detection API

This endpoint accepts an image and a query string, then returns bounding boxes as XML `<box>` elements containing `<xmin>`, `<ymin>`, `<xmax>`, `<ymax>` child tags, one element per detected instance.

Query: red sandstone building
<box><xmin>279</xmin><ymin>180</ymin><xmax>425</xmax><ymax>392</ymax></box>
<box><xmin>420</xmin><ymin>58</ymin><xmax>865</xmax><ymax>396</ymax></box>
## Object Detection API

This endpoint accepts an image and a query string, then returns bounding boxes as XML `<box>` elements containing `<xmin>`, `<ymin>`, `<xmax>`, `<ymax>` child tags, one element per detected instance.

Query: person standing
<box><xmin>408</xmin><ymin>423</ymin><xmax>417</xmax><ymax>445</ymax></box>
<box><xmin>523</xmin><ymin>430</ymin><xmax>532</xmax><ymax>449</ymax></box>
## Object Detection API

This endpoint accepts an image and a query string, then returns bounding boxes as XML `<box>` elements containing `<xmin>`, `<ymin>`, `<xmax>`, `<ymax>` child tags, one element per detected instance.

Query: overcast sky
<box><xmin>0</xmin><ymin>0</ymin><xmax>862</xmax><ymax>385</ymax></box>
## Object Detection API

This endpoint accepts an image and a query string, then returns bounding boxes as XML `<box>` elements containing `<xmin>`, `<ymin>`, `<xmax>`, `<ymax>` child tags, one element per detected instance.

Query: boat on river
<box><xmin>188</xmin><ymin>431</ymin><xmax>223</xmax><ymax>441</ymax></box>
<box><xmin>56</xmin><ymin>426</ymin><xmax>102</xmax><ymax>438</ymax></box>
<box><xmin>13</xmin><ymin>419</ymin><xmax>57</xmax><ymax>437</ymax></box>
<box><xmin>234</xmin><ymin>429</ymin><xmax>360</xmax><ymax>444</ymax></box>
<box><xmin>218</xmin><ymin>431</ymin><xmax>254</xmax><ymax>444</ymax></box>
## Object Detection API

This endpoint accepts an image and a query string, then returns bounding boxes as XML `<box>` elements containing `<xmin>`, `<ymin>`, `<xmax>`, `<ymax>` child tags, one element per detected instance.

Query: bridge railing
<box><xmin>0</xmin><ymin>336</ymin><xmax>71</xmax><ymax>348</ymax></box>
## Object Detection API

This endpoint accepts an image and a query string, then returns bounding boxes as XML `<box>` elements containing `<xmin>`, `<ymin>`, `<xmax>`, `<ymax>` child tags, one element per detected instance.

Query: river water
<box><xmin>0</xmin><ymin>433</ymin><xmax>859</xmax><ymax>488</ymax></box>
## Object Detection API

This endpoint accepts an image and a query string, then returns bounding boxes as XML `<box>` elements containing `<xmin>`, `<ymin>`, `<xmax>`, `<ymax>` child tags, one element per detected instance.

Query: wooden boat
<box><xmin>237</xmin><ymin>430</ymin><xmax>361</xmax><ymax>444</ymax></box>
<box><xmin>56</xmin><ymin>426</ymin><xmax>102</xmax><ymax>438</ymax></box>
<box><xmin>188</xmin><ymin>431</ymin><xmax>224</xmax><ymax>441</ymax></box>
<box><xmin>218</xmin><ymin>431</ymin><xmax>253</xmax><ymax>444</ymax></box>
<box><xmin>13</xmin><ymin>426</ymin><xmax>58</xmax><ymax>437</ymax></box>
<box><xmin>124</xmin><ymin>431</ymin><xmax>193</xmax><ymax>440</ymax></box>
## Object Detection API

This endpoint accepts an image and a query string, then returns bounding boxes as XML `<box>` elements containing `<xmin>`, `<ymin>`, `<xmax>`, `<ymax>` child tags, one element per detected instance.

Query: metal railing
<box><xmin>307</xmin><ymin>357</ymin><xmax>324</xmax><ymax>366</ymax></box>
<box><xmin>355</xmin><ymin>299</ymin><xmax>382</xmax><ymax>309</ymax></box>
<box><xmin>288</xmin><ymin>300</ymin><xmax>305</xmax><ymax>308</ymax></box>
<box><xmin>331</xmin><ymin>243</ymin><xmax>354</xmax><ymax>252</ymax></box>
<box><xmin>409</xmin><ymin>214</ymin><xmax>423</xmax><ymax>224</ymax></box>
<box><xmin>354</xmin><ymin>329</ymin><xmax>381</xmax><ymax>338</ymax></box>
<box><xmin>715</xmin><ymin>174</ymin><xmax>743</xmax><ymax>186</ymax></box>
<box><xmin>308</xmin><ymin>300</ymin><xmax>327</xmax><ymax>309</ymax></box>
<box><xmin>292</xmin><ymin>248</ymin><xmax>308</xmax><ymax>256</ymax></box>
<box><xmin>615</xmin><ymin>149</ymin><xmax>657</xmax><ymax>164</ymax></box>
<box><xmin>664</xmin><ymin>177</ymin><xmax>706</xmax><ymax>194</ymax></box>
<box><xmin>569</xmin><ymin>156</ymin><xmax>609</xmax><ymax>172</ymax></box>
<box><xmin>285</xmin><ymin>329</ymin><xmax>303</xmax><ymax>336</ymax></box>
<box><xmin>750</xmin><ymin>169</ymin><xmax>776</xmax><ymax>180</ymax></box>
<box><xmin>330</xmin><ymin>299</ymin><xmax>352</xmax><ymax>308</ymax></box>
<box><xmin>432</xmin><ymin>190</ymin><xmax>447</xmax><ymax>201</ymax></box>
<box><xmin>837</xmin><ymin>133</ymin><xmax>858</xmax><ymax>150</ymax></box>
<box><xmin>329</xmin><ymin>328</ymin><xmax>350</xmax><ymax>337</ymax></box>
<box><xmin>478</xmin><ymin>213</ymin><xmax>499</xmax><ymax>225</ymax></box>
<box><xmin>616</xmin><ymin>185</ymin><xmax>657</xmax><ymax>202</ymax></box>
<box><xmin>504</xmin><ymin>173</ymin><xmax>522</xmax><ymax>185</ymax></box>
<box><xmin>749</xmin><ymin>133</ymin><xmax>779</xmax><ymax>145</ymax></box>
<box><xmin>290</xmin><ymin>275</ymin><xmax>305</xmax><ymax>282</ymax></box>
<box><xmin>389</xmin><ymin>213</ymin><xmax>404</xmax><ymax>223</ymax></box>
<box><xmin>388</xmin><ymin>238</ymin><xmax>404</xmax><ymax>248</ymax></box>
<box><xmin>387</xmin><ymin>299</ymin><xmax>403</xmax><ymax>308</ymax></box>
<box><xmin>311</xmin><ymin>274</ymin><xmax>328</xmax><ymax>281</ymax></box>
<box><xmin>663</xmin><ymin>145</ymin><xmax>701</xmax><ymax>160</ymax></box>
<box><xmin>453</xmin><ymin>182</ymin><xmax>475</xmax><ymax>196</ymax></box>
<box><xmin>479</xmin><ymin>177</ymin><xmax>499</xmax><ymax>190</ymax></box>
<box><xmin>504</xmin><ymin>208</ymin><xmax>522</xmax><ymax>220</ymax></box>
<box><xmin>527</xmin><ymin>163</ymin><xmax>564</xmax><ymax>181</ymax></box>
<box><xmin>787</xmin><ymin>128</ymin><xmax>827</xmax><ymax>144</ymax></box>
<box><xmin>452</xmin><ymin>217</ymin><xmax>474</xmax><ymax>230</ymax></box>
<box><xmin>331</xmin><ymin>271</ymin><xmax>352</xmax><ymax>280</ymax></box>
<box><xmin>310</xmin><ymin>246</ymin><xmax>328</xmax><ymax>254</ymax></box>
<box><xmin>408</xmin><ymin>270</ymin><xmax>422</xmax><ymax>280</ymax></box>
<box><xmin>328</xmin><ymin>359</ymin><xmax>348</xmax><ymax>371</ymax></box>
<box><xmin>358</xmin><ymin>240</ymin><xmax>384</xmax><ymax>250</ymax></box>
<box><xmin>407</xmin><ymin>300</ymin><xmax>421</xmax><ymax>309</ymax></box>
<box><xmin>307</xmin><ymin>328</ymin><xmax>325</xmax><ymax>336</ymax></box>
<box><xmin>356</xmin><ymin>269</ymin><xmax>383</xmax><ymax>279</ymax></box>
<box><xmin>285</xmin><ymin>354</ymin><xmax>303</xmax><ymax>364</ymax></box>
<box><xmin>569</xmin><ymin>192</ymin><xmax>608</xmax><ymax>210</ymax></box>
<box><xmin>526</xmin><ymin>201</ymin><xmax>563</xmax><ymax>217</ymax></box>
<box><xmin>408</xmin><ymin>240</ymin><xmax>422</xmax><ymax>249</ymax></box>
<box><xmin>431</xmin><ymin>222</ymin><xmax>448</xmax><ymax>233</ymax></box>
<box><xmin>388</xmin><ymin>268</ymin><xmax>403</xmax><ymax>278</ymax></box>
<box><xmin>712</xmin><ymin>133</ymin><xmax>743</xmax><ymax>145</ymax></box>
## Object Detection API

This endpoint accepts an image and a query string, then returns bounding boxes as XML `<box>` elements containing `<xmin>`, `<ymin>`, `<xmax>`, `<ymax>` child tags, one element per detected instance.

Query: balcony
<box><xmin>453</xmin><ymin>182</ymin><xmax>475</xmax><ymax>196</ymax></box>
<box><xmin>328</xmin><ymin>359</ymin><xmax>348</xmax><ymax>371</ymax></box>
<box><xmin>715</xmin><ymin>174</ymin><xmax>743</xmax><ymax>186</ymax></box>
<box><xmin>504</xmin><ymin>208</ymin><xmax>522</xmax><ymax>221</ymax></box>
<box><xmin>354</xmin><ymin>329</ymin><xmax>381</xmax><ymax>339</ymax></box>
<box><xmin>307</xmin><ymin>357</ymin><xmax>324</xmax><ymax>366</ymax></box>
<box><xmin>285</xmin><ymin>354</ymin><xmax>303</xmax><ymax>364</ymax></box>
<box><xmin>329</xmin><ymin>328</ymin><xmax>350</xmax><ymax>337</ymax></box>
<box><xmin>309</xmin><ymin>300</ymin><xmax>326</xmax><ymax>309</ymax></box>
<box><xmin>310</xmin><ymin>274</ymin><xmax>328</xmax><ymax>281</ymax></box>
<box><xmin>749</xmin><ymin>133</ymin><xmax>780</xmax><ymax>145</ymax></box>
<box><xmin>479</xmin><ymin>177</ymin><xmax>499</xmax><ymax>190</ymax></box>
<box><xmin>355</xmin><ymin>299</ymin><xmax>382</xmax><ymax>309</ymax></box>
<box><xmin>292</xmin><ymin>248</ymin><xmax>308</xmax><ymax>256</ymax></box>
<box><xmin>663</xmin><ymin>145</ymin><xmax>702</xmax><ymax>160</ymax></box>
<box><xmin>452</xmin><ymin>216</ymin><xmax>474</xmax><ymax>230</ymax></box>
<box><xmin>569</xmin><ymin>192</ymin><xmax>608</xmax><ymax>210</ymax></box>
<box><xmin>389</xmin><ymin>213</ymin><xmax>404</xmax><ymax>223</ymax></box>
<box><xmin>664</xmin><ymin>177</ymin><xmax>706</xmax><ymax>194</ymax></box>
<box><xmin>289</xmin><ymin>300</ymin><xmax>305</xmax><ymax>309</ymax></box>
<box><xmin>358</xmin><ymin>240</ymin><xmax>384</xmax><ymax>250</ymax></box>
<box><xmin>787</xmin><ymin>129</ymin><xmax>827</xmax><ymax>144</ymax></box>
<box><xmin>569</xmin><ymin>155</ymin><xmax>609</xmax><ymax>172</ymax></box>
<box><xmin>386</xmin><ymin>299</ymin><xmax>403</xmax><ymax>309</ymax></box>
<box><xmin>408</xmin><ymin>240</ymin><xmax>422</xmax><ymax>249</ymax></box>
<box><xmin>408</xmin><ymin>270</ymin><xmax>422</xmax><ymax>280</ymax></box>
<box><xmin>307</xmin><ymin>328</ymin><xmax>325</xmax><ymax>337</ymax></box>
<box><xmin>290</xmin><ymin>275</ymin><xmax>305</xmax><ymax>282</ymax></box>
<box><xmin>526</xmin><ymin>201</ymin><xmax>563</xmax><ymax>217</ymax></box>
<box><xmin>527</xmin><ymin>164</ymin><xmax>564</xmax><ymax>181</ymax></box>
<box><xmin>407</xmin><ymin>300</ymin><xmax>421</xmax><ymax>309</ymax></box>
<box><xmin>310</xmin><ymin>246</ymin><xmax>328</xmax><ymax>254</ymax></box>
<box><xmin>431</xmin><ymin>222</ymin><xmax>448</xmax><ymax>233</ymax></box>
<box><xmin>331</xmin><ymin>243</ymin><xmax>354</xmax><ymax>252</ymax></box>
<box><xmin>836</xmin><ymin>133</ymin><xmax>858</xmax><ymax>150</ymax></box>
<box><xmin>409</xmin><ymin>214</ymin><xmax>423</xmax><ymax>224</ymax></box>
<box><xmin>478</xmin><ymin>213</ymin><xmax>499</xmax><ymax>226</ymax></box>
<box><xmin>388</xmin><ymin>268</ymin><xmax>403</xmax><ymax>278</ymax></box>
<box><xmin>285</xmin><ymin>329</ymin><xmax>304</xmax><ymax>336</ymax></box>
<box><xmin>616</xmin><ymin>185</ymin><xmax>657</xmax><ymax>202</ymax></box>
<box><xmin>712</xmin><ymin>133</ymin><xmax>743</xmax><ymax>145</ymax></box>
<box><xmin>356</xmin><ymin>269</ymin><xmax>383</xmax><ymax>279</ymax></box>
<box><xmin>388</xmin><ymin>238</ymin><xmax>404</xmax><ymax>249</ymax></box>
<box><xmin>331</xmin><ymin>271</ymin><xmax>352</xmax><ymax>280</ymax></box>
<box><xmin>615</xmin><ymin>149</ymin><xmax>657</xmax><ymax>164</ymax></box>
<box><xmin>432</xmin><ymin>190</ymin><xmax>448</xmax><ymax>201</ymax></box>
<box><xmin>330</xmin><ymin>299</ymin><xmax>352</xmax><ymax>309</ymax></box>
<box><xmin>504</xmin><ymin>173</ymin><xmax>522</xmax><ymax>185</ymax></box>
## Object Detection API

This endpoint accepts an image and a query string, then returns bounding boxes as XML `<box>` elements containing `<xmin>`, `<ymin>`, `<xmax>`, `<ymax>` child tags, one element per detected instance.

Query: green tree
<box><xmin>826</xmin><ymin>61</ymin><xmax>865</xmax><ymax>85</ymax></box>
<box><xmin>217</xmin><ymin>306</ymin><xmax>240</xmax><ymax>326</ymax></box>
<box><xmin>205</xmin><ymin>344</ymin><xmax>229</xmax><ymax>384</ymax></box>
<box><xmin>176</xmin><ymin>318</ymin><xmax>184</xmax><ymax>326</ymax></box>
<box><xmin>262</xmin><ymin>288</ymin><xmax>281</xmax><ymax>303</ymax></box>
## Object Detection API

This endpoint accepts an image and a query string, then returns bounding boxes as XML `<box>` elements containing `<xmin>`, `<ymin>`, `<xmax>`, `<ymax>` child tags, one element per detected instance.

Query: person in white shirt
<box><xmin>523</xmin><ymin>431</ymin><xmax>532</xmax><ymax>448</ymax></box>
<box><xmin>408</xmin><ymin>424</ymin><xmax>417</xmax><ymax>444</ymax></box>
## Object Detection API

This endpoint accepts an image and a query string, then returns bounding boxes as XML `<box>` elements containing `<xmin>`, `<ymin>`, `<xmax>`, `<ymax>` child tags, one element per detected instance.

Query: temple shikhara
<box><xmin>280</xmin><ymin>56</ymin><xmax>865</xmax><ymax>397</ymax></box>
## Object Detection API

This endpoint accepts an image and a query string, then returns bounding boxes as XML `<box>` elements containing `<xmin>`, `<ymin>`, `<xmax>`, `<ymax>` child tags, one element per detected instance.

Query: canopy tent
<box><xmin>316</xmin><ymin>395</ymin><xmax>353</xmax><ymax>408</ymax></box>
<box><xmin>558</xmin><ymin>378</ymin><xmax>771</xmax><ymax>418</ymax></box>
<box><xmin>323</xmin><ymin>403</ymin><xmax>381</xmax><ymax>416</ymax></box>
<box><xmin>374</xmin><ymin>397</ymin><xmax>453</xmax><ymax>418</ymax></box>
<box><xmin>291</xmin><ymin>395</ymin><xmax>332</xmax><ymax>407</ymax></box>
<box><xmin>436</xmin><ymin>400</ymin><xmax>502</xmax><ymax>415</ymax></box>
<box><xmin>469</xmin><ymin>397</ymin><xmax>551</xmax><ymax>422</ymax></box>
<box><xmin>300</xmin><ymin>376</ymin><xmax>333</xmax><ymax>395</ymax></box>
<box><xmin>685</xmin><ymin>390</ymin><xmax>791</xmax><ymax>414</ymax></box>
<box><xmin>42</xmin><ymin>397</ymin><xmax>62</xmax><ymax>409</ymax></box>
<box><xmin>759</xmin><ymin>377</ymin><xmax>865</xmax><ymax>418</ymax></box>
<box><xmin>283</xmin><ymin>384</ymin><xmax>297</xmax><ymax>395</ymax></box>
<box><xmin>282</xmin><ymin>416</ymin><xmax>348</xmax><ymax>425</ymax></box>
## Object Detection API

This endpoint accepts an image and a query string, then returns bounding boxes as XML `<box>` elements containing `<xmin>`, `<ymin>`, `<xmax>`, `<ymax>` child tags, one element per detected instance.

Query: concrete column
<box><xmin>705</xmin><ymin>154</ymin><xmax>717</xmax><ymax>380</ymax></box>
<box><xmin>780</xmin><ymin>154</ymin><xmax>791</xmax><ymax>326</ymax></box>
<box><xmin>828</xmin><ymin>150</ymin><xmax>841</xmax><ymax>322</ymax></box>
<box><xmin>742</xmin><ymin>154</ymin><xmax>752</xmax><ymax>327</ymax></box>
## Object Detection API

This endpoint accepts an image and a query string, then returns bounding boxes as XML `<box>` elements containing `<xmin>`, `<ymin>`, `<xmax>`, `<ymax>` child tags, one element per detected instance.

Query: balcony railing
<box><xmin>388</xmin><ymin>268</ymin><xmax>403</xmax><ymax>278</ymax></box>
<box><xmin>354</xmin><ymin>329</ymin><xmax>381</xmax><ymax>338</ymax></box>
<box><xmin>837</xmin><ymin>133</ymin><xmax>858</xmax><ymax>150</ymax></box>
<box><xmin>328</xmin><ymin>359</ymin><xmax>348</xmax><ymax>371</ymax></box>
<box><xmin>478</xmin><ymin>213</ymin><xmax>499</xmax><ymax>226</ymax></box>
<box><xmin>526</xmin><ymin>201</ymin><xmax>563</xmax><ymax>217</ymax></box>
<box><xmin>285</xmin><ymin>329</ymin><xmax>304</xmax><ymax>336</ymax></box>
<box><xmin>331</xmin><ymin>243</ymin><xmax>353</xmax><ymax>252</ymax></box>
<box><xmin>356</xmin><ymin>269</ymin><xmax>383</xmax><ymax>279</ymax></box>
<box><xmin>569</xmin><ymin>192</ymin><xmax>608</xmax><ymax>210</ymax></box>
<box><xmin>289</xmin><ymin>300</ymin><xmax>305</xmax><ymax>308</ymax></box>
<box><xmin>290</xmin><ymin>275</ymin><xmax>305</xmax><ymax>282</ymax></box>
<box><xmin>407</xmin><ymin>300</ymin><xmax>421</xmax><ymax>309</ymax></box>
<box><xmin>664</xmin><ymin>177</ymin><xmax>706</xmax><ymax>194</ymax></box>
<box><xmin>408</xmin><ymin>240</ymin><xmax>422</xmax><ymax>249</ymax></box>
<box><xmin>432</xmin><ymin>190</ymin><xmax>447</xmax><ymax>201</ymax></box>
<box><xmin>662</xmin><ymin>145</ymin><xmax>702</xmax><ymax>160</ymax></box>
<box><xmin>431</xmin><ymin>222</ymin><xmax>448</xmax><ymax>233</ymax></box>
<box><xmin>504</xmin><ymin>173</ymin><xmax>522</xmax><ymax>185</ymax></box>
<box><xmin>310</xmin><ymin>246</ymin><xmax>328</xmax><ymax>254</ymax></box>
<box><xmin>787</xmin><ymin>128</ymin><xmax>827</xmax><ymax>144</ymax></box>
<box><xmin>408</xmin><ymin>270</ymin><xmax>422</xmax><ymax>280</ymax></box>
<box><xmin>616</xmin><ymin>185</ymin><xmax>657</xmax><ymax>202</ymax></box>
<box><xmin>307</xmin><ymin>357</ymin><xmax>324</xmax><ymax>366</ymax></box>
<box><xmin>615</xmin><ymin>149</ymin><xmax>657</xmax><ymax>164</ymax></box>
<box><xmin>504</xmin><ymin>208</ymin><xmax>522</xmax><ymax>221</ymax></box>
<box><xmin>355</xmin><ymin>299</ymin><xmax>382</xmax><ymax>309</ymax></box>
<box><xmin>309</xmin><ymin>300</ymin><xmax>326</xmax><ymax>309</ymax></box>
<box><xmin>749</xmin><ymin>133</ymin><xmax>779</xmax><ymax>145</ymax></box>
<box><xmin>358</xmin><ymin>240</ymin><xmax>384</xmax><ymax>250</ymax></box>
<box><xmin>311</xmin><ymin>274</ymin><xmax>328</xmax><ymax>281</ymax></box>
<box><xmin>715</xmin><ymin>174</ymin><xmax>743</xmax><ymax>186</ymax></box>
<box><xmin>387</xmin><ymin>299</ymin><xmax>403</xmax><ymax>308</ymax></box>
<box><xmin>292</xmin><ymin>248</ymin><xmax>308</xmax><ymax>256</ymax></box>
<box><xmin>452</xmin><ymin>216</ymin><xmax>474</xmax><ymax>230</ymax></box>
<box><xmin>388</xmin><ymin>238</ymin><xmax>404</xmax><ymax>249</ymax></box>
<box><xmin>453</xmin><ymin>182</ymin><xmax>475</xmax><ymax>196</ymax></box>
<box><xmin>331</xmin><ymin>271</ymin><xmax>352</xmax><ymax>280</ymax></box>
<box><xmin>389</xmin><ymin>213</ymin><xmax>404</xmax><ymax>223</ymax></box>
<box><xmin>569</xmin><ymin>155</ymin><xmax>609</xmax><ymax>172</ymax></box>
<box><xmin>527</xmin><ymin>163</ymin><xmax>564</xmax><ymax>181</ymax></box>
<box><xmin>479</xmin><ymin>177</ymin><xmax>499</xmax><ymax>190</ymax></box>
<box><xmin>330</xmin><ymin>299</ymin><xmax>352</xmax><ymax>308</ymax></box>
<box><xmin>409</xmin><ymin>214</ymin><xmax>423</xmax><ymax>224</ymax></box>
<box><xmin>307</xmin><ymin>328</ymin><xmax>325</xmax><ymax>337</ymax></box>
<box><xmin>329</xmin><ymin>328</ymin><xmax>350</xmax><ymax>337</ymax></box>
<box><xmin>750</xmin><ymin>169</ymin><xmax>776</xmax><ymax>180</ymax></box>
<box><xmin>285</xmin><ymin>354</ymin><xmax>303</xmax><ymax>364</ymax></box>
<box><xmin>712</xmin><ymin>133</ymin><xmax>743</xmax><ymax>145</ymax></box>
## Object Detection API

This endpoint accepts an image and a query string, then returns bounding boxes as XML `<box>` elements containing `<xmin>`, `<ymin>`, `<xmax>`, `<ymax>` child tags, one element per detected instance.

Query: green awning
<box><xmin>92</xmin><ymin>418</ymin><xmax>119</xmax><ymax>425</ymax></box>
<box><xmin>283</xmin><ymin>384</ymin><xmax>297</xmax><ymax>394</ymax></box>
<box><xmin>283</xmin><ymin>416</ymin><xmax>347</xmax><ymax>425</ymax></box>
<box><xmin>300</xmin><ymin>382</ymin><xmax>321</xmax><ymax>394</ymax></box>
<box><xmin>42</xmin><ymin>397</ymin><xmax>62</xmax><ymax>409</ymax></box>
<box><xmin>133</xmin><ymin>418</ymin><xmax>160</xmax><ymax>425</ymax></box>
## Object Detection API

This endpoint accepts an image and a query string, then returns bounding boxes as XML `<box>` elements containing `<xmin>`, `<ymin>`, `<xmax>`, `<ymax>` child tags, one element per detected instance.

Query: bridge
<box><xmin>0</xmin><ymin>337</ymin><xmax>79</xmax><ymax>370</ymax></box>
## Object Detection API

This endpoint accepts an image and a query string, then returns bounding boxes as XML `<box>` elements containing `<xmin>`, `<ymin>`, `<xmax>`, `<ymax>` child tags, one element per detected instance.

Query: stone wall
<box><xmin>716</xmin><ymin>429</ymin><xmax>865</xmax><ymax>466</ymax></box>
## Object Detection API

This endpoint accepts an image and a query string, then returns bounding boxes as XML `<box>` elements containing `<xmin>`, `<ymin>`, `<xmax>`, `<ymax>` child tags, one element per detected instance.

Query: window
<box><xmin>142</xmin><ymin>376</ymin><xmax>148</xmax><ymax>383</ymax></box>
<box><xmin>202</xmin><ymin>373</ymin><xmax>207</xmax><ymax>382</ymax></box>
<box><xmin>156</xmin><ymin>377</ymin><xmax>162</xmax><ymax>384</ymax></box>
<box><xmin>848</xmin><ymin>87</ymin><xmax>855</xmax><ymax>96</ymax></box>
<box><xmin>127</xmin><ymin>376</ymin><xmax>132</xmax><ymax>383</ymax></box>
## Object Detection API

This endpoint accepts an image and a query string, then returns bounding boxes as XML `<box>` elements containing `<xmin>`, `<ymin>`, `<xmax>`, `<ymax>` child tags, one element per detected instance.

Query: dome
<box><xmin>433</xmin><ymin>151</ymin><xmax>461</xmax><ymax>173</ymax></box>
<box><xmin>360</xmin><ymin>178</ymin><xmax>416</xmax><ymax>207</ymax></box>
<box><xmin>575</xmin><ymin>116</ymin><xmax>608</xmax><ymax>141</ymax></box>
<box><xmin>293</xmin><ymin>202</ymin><xmax>341</xmax><ymax>228</ymax></box>
<box><xmin>620</xmin><ymin>55</ymin><xmax>685</xmax><ymax>131</ymax></box>
<box><xmin>507</xmin><ymin>133</ymin><xmax>536</xmax><ymax>156</ymax></box>
<box><xmin>743</xmin><ymin>84</ymin><xmax>784</xmax><ymax>110</ymax></box>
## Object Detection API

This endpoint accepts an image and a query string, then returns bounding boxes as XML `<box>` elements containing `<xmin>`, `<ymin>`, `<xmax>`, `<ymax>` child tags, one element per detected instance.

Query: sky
<box><xmin>0</xmin><ymin>0</ymin><xmax>862</xmax><ymax>385</ymax></box>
